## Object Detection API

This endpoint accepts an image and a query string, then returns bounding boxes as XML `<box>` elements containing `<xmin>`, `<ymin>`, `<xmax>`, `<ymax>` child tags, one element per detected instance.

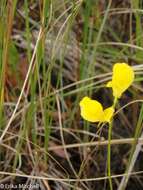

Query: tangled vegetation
<box><xmin>0</xmin><ymin>0</ymin><xmax>143</xmax><ymax>189</ymax></box>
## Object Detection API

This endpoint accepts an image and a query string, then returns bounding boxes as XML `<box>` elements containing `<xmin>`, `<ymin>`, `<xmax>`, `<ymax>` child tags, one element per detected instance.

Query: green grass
<box><xmin>1</xmin><ymin>0</ymin><xmax>143</xmax><ymax>189</ymax></box>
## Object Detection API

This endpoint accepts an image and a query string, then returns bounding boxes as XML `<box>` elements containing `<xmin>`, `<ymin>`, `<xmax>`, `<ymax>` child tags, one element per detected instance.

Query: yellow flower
<box><xmin>79</xmin><ymin>96</ymin><xmax>114</xmax><ymax>123</ymax></box>
<box><xmin>106</xmin><ymin>63</ymin><xmax>134</xmax><ymax>98</ymax></box>
<box><xmin>103</xmin><ymin>106</ymin><xmax>114</xmax><ymax>123</ymax></box>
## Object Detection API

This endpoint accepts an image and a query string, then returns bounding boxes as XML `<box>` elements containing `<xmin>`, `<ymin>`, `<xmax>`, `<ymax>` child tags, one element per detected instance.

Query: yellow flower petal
<box><xmin>79</xmin><ymin>96</ymin><xmax>104</xmax><ymax>122</ymax></box>
<box><xmin>103</xmin><ymin>106</ymin><xmax>114</xmax><ymax>123</ymax></box>
<box><xmin>79</xmin><ymin>97</ymin><xmax>114</xmax><ymax>123</ymax></box>
<box><xmin>106</xmin><ymin>81</ymin><xmax>112</xmax><ymax>88</ymax></box>
<box><xmin>106</xmin><ymin>63</ymin><xmax>134</xmax><ymax>98</ymax></box>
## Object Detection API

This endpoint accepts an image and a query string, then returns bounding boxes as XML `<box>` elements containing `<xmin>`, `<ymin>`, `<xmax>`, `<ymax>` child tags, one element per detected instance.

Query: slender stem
<box><xmin>107</xmin><ymin>97</ymin><xmax>117</xmax><ymax>190</ymax></box>
<box><xmin>108</xmin><ymin>121</ymin><xmax>113</xmax><ymax>190</ymax></box>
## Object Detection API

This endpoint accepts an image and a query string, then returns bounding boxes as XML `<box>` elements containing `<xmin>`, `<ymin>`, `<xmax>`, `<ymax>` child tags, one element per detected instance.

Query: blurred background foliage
<box><xmin>0</xmin><ymin>0</ymin><xmax>143</xmax><ymax>189</ymax></box>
